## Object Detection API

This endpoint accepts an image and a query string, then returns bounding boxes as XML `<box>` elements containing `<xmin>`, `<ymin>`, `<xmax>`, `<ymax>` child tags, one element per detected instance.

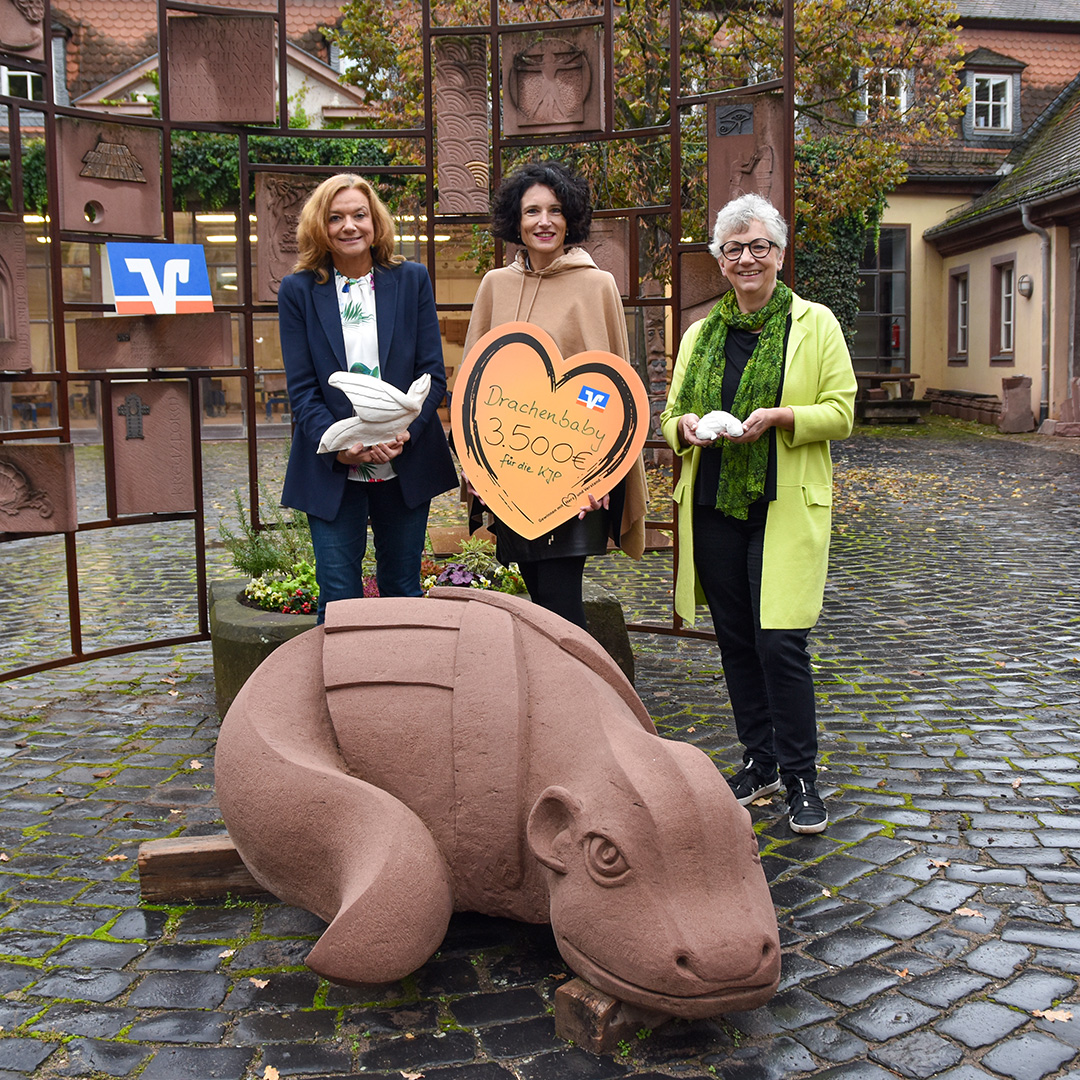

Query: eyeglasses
<box><xmin>719</xmin><ymin>238</ymin><xmax>779</xmax><ymax>261</ymax></box>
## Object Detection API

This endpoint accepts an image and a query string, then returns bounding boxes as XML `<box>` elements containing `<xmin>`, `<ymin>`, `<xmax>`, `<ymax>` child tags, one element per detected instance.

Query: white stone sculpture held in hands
<box><xmin>694</xmin><ymin>409</ymin><xmax>745</xmax><ymax>441</ymax></box>
<box><xmin>317</xmin><ymin>371</ymin><xmax>431</xmax><ymax>454</ymax></box>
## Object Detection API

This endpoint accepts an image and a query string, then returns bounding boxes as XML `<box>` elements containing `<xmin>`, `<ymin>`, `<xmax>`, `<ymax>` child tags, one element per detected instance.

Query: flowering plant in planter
<box><xmin>422</xmin><ymin>537</ymin><xmax>526</xmax><ymax>596</ymax></box>
<box><xmin>220</xmin><ymin>487</ymin><xmax>320</xmax><ymax>614</ymax></box>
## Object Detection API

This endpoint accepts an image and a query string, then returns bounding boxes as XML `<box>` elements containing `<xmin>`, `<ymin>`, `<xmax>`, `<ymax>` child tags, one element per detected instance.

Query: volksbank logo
<box><xmin>576</xmin><ymin>385</ymin><xmax>609</xmax><ymax>411</ymax></box>
<box><xmin>106</xmin><ymin>243</ymin><xmax>214</xmax><ymax>314</ymax></box>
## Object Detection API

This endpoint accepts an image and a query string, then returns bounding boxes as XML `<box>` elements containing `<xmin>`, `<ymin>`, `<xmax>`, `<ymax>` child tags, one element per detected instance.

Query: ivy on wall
<box><xmin>791</xmin><ymin>138</ymin><xmax>884</xmax><ymax>345</ymax></box>
<box><xmin>0</xmin><ymin>133</ymin><xmax>392</xmax><ymax>215</ymax></box>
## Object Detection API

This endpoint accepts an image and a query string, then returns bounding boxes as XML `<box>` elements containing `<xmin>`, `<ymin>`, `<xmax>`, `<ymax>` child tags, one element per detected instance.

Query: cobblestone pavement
<box><xmin>1</xmin><ymin>420</ymin><xmax>1079</xmax><ymax>1080</ymax></box>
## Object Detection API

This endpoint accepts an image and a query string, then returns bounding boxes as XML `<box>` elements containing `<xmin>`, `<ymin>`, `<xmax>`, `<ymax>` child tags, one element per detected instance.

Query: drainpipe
<box><xmin>1020</xmin><ymin>204</ymin><xmax>1051</xmax><ymax>423</ymax></box>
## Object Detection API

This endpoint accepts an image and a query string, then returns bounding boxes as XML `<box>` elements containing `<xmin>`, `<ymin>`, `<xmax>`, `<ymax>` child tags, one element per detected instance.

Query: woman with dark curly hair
<box><xmin>463</xmin><ymin>160</ymin><xmax>647</xmax><ymax>629</ymax></box>
<box><xmin>279</xmin><ymin>174</ymin><xmax>457</xmax><ymax>621</ymax></box>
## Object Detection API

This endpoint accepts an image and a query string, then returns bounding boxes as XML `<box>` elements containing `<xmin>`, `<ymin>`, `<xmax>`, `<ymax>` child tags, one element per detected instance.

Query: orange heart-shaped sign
<box><xmin>452</xmin><ymin>322</ymin><xmax>649</xmax><ymax>541</ymax></box>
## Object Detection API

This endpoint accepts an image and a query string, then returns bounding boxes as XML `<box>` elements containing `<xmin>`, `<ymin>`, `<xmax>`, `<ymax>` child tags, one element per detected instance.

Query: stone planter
<box><xmin>210</xmin><ymin>578</ymin><xmax>316</xmax><ymax>719</ymax></box>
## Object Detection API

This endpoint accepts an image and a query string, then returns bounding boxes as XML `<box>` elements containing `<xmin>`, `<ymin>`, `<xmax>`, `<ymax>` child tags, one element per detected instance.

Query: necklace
<box><xmin>338</xmin><ymin>270</ymin><xmax>374</xmax><ymax>294</ymax></box>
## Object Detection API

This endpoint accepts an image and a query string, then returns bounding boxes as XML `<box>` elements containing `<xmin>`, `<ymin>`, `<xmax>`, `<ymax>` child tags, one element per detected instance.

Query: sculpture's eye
<box><xmin>585</xmin><ymin>834</ymin><xmax>630</xmax><ymax>885</ymax></box>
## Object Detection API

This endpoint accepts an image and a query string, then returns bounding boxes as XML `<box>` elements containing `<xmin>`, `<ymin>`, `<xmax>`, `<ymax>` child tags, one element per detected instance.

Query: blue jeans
<box><xmin>307</xmin><ymin>478</ymin><xmax>430</xmax><ymax>623</ymax></box>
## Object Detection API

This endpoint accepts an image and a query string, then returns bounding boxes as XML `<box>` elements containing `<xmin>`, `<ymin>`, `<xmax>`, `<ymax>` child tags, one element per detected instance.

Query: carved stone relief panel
<box><xmin>167</xmin><ymin>14</ymin><xmax>276</xmax><ymax>125</ymax></box>
<box><xmin>255</xmin><ymin>173</ymin><xmax>320</xmax><ymax>303</ymax></box>
<box><xmin>435</xmin><ymin>36</ymin><xmax>490</xmax><ymax>215</ymax></box>
<box><xmin>679</xmin><ymin>250</ymin><xmax>726</xmax><ymax>336</ymax></box>
<box><xmin>502</xmin><ymin>27</ymin><xmax>603</xmax><ymax>136</ymax></box>
<box><xmin>56</xmin><ymin>119</ymin><xmax>162</xmax><ymax>237</ymax></box>
<box><xmin>76</xmin><ymin>313</ymin><xmax>233</xmax><ymax>370</ymax></box>
<box><xmin>707</xmin><ymin>94</ymin><xmax>788</xmax><ymax>232</ymax></box>
<box><xmin>110</xmin><ymin>382</ymin><xmax>194</xmax><ymax>515</ymax></box>
<box><xmin>0</xmin><ymin>443</ymin><xmax>77</xmax><ymax>535</ymax></box>
<box><xmin>0</xmin><ymin>0</ymin><xmax>44</xmax><ymax>63</ymax></box>
<box><xmin>0</xmin><ymin>221</ymin><xmax>30</xmax><ymax>371</ymax></box>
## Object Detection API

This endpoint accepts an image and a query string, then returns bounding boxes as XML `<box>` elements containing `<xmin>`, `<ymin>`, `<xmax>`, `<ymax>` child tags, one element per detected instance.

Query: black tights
<box><xmin>518</xmin><ymin>556</ymin><xmax>589</xmax><ymax>630</ymax></box>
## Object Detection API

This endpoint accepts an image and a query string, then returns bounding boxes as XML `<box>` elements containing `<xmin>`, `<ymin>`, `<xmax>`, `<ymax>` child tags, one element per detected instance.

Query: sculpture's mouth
<box><xmin>556</xmin><ymin>937</ymin><xmax>778</xmax><ymax>1019</ymax></box>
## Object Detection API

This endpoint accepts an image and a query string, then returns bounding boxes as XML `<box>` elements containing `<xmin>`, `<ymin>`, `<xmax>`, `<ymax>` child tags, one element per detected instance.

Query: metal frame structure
<box><xmin>0</xmin><ymin>0</ymin><xmax>794</xmax><ymax>680</ymax></box>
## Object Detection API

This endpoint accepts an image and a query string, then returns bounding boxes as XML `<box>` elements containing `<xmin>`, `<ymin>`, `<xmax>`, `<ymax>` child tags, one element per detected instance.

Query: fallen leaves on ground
<box><xmin>1033</xmin><ymin>1009</ymin><xmax>1072</xmax><ymax>1022</ymax></box>
<box><xmin>104</xmin><ymin>853</ymin><xmax>128</xmax><ymax>862</ymax></box>
<box><xmin>189</xmin><ymin>759</ymin><xmax>203</xmax><ymax>770</ymax></box>
<box><xmin>263</xmin><ymin>1067</ymin><xmax>280</xmax><ymax>1080</ymax></box>
<box><xmin>249</xmin><ymin>977</ymin><xmax>269</xmax><ymax>988</ymax></box>
<box><xmin>954</xmin><ymin>906</ymin><xmax>983</xmax><ymax>918</ymax></box>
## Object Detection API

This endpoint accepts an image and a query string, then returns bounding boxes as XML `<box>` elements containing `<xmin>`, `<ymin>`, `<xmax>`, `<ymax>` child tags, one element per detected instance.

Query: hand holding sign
<box><xmin>451</xmin><ymin>322</ymin><xmax>649</xmax><ymax>541</ymax></box>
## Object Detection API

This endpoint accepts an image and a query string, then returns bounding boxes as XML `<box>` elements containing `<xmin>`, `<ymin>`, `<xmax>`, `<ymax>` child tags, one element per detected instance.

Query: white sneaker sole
<box><xmin>788</xmin><ymin>812</ymin><xmax>828</xmax><ymax>834</ymax></box>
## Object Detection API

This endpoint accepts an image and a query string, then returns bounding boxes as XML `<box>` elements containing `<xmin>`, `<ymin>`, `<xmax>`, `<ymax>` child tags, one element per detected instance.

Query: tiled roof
<box><xmin>54</xmin><ymin>1</ymin><xmax>345</xmax><ymax>98</ymax></box>
<box><xmin>927</xmin><ymin>71</ymin><xmax>1080</xmax><ymax>234</ymax></box>
<box><xmin>953</xmin><ymin>0</ymin><xmax>1080</xmax><ymax>22</ymax></box>
<box><xmin>906</xmin><ymin>145</ymin><xmax>1010</xmax><ymax>178</ymax></box>
<box><xmin>962</xmin><ymin>46</ymin><xmax>1026</xmax><ymax>69</ymax></box>
<box><xmin>963</xmin><ymin>27</ymin><xmax>1080</xmax><ymax>109</ymax></box>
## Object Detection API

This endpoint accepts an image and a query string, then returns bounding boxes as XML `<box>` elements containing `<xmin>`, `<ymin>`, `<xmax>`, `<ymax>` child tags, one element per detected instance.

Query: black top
<box><xmin>694</xmin><ymin>320</ymin><xmax>791</xmax><ymax>516</ymax></box>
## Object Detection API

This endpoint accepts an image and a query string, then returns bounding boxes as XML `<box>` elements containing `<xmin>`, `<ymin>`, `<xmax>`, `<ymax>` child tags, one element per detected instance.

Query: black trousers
<box><xmin>519</xmin><ymin>556</ymin><xmax>589</xmax><ymax>630</ymax></box>
<box><xmin>693</xmin><ymin>503</ymin><xmax>818</xmax><ymax>784</ymax></box>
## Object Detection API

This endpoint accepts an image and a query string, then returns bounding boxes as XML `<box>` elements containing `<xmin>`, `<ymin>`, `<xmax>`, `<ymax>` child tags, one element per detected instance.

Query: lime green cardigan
<box><xmin>660</xmin><ymin>292</ymin><xmax>857</xmax><ymax>629</ymax></box>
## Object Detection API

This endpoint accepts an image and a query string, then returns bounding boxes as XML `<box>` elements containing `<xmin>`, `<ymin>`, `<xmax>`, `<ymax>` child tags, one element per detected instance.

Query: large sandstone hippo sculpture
<box><xmin>215</xmin><ymin>588</ymin><xmax>780</xmax><ymax>1018</ymax></box>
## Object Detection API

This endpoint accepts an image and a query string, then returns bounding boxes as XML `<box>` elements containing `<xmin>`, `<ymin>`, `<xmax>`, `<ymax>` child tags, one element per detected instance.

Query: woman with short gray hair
<box><xmin>661</xmin><ymin>193</ymin><xmax>856</xmax><ymax>835</ymax></box>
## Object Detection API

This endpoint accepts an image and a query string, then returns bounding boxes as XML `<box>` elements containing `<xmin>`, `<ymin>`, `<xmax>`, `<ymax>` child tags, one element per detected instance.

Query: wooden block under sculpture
<box><xmin>215</xmin><ymin>588</ymin><xmax>781</xmax><ymax>1020</ymax></box>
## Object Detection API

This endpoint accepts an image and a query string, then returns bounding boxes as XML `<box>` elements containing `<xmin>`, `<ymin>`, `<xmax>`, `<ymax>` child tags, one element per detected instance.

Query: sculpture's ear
<box><xmin>527</xmin><ymin>786</ymin><xmax>582</xmax><ymax>874</ymax></box>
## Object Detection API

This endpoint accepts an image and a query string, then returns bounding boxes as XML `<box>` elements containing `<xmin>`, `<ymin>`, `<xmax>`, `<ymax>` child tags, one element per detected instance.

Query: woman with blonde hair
<box><xmin>279</xmin><ymin>174</ymin><xmax>457</xmax><ymax>621</ymax></box>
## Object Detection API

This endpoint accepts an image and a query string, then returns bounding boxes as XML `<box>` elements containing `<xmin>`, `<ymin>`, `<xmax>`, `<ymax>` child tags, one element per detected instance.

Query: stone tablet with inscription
<box><xmin>76</xmin><ymin>313</ymin><xmax>232</xmax><ymax>370</ymax></box>
<box><xmin>56</xmin><ymin>118</ymin><xmax>162</xmax><ymax>237</ymax></box>
<box><xmin>0</xmin><ymin>444</ymin><xmax>77</xmax><ymax>535</ymax></box>
<box><xmin>168</xmin><ymin>14</ymin><xmax>276</xmax><ymax>124</ymax></box>
<box><xmin>110</xmin><ymin>382</ymin><xmax>195</xmax><ymax>515</ymax></box>
<box><xmin>0</xmin><ymin>221</ymin><xmax>31</xmax><ymax>371</ymax></box>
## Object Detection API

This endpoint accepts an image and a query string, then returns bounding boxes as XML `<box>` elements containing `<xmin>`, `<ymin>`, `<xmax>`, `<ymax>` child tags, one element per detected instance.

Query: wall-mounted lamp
<box><xmin>1017</xmin><ymin>274</ymin><xmax>1034</xmax><ymax>299</ymax></box>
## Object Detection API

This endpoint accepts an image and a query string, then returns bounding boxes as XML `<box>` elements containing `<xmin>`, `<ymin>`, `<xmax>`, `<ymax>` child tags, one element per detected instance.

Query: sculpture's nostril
<box><xmin>676</xmin><ymin>954</ymin><xmax>691</xmax><ymax>970</ymax></box>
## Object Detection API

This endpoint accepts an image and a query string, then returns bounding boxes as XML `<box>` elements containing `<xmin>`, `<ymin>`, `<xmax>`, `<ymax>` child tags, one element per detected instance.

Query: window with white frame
<box><xmin>999</xmin><ymin>264</ymin><xmax>1014</xmax><ymax>352</ymax></box>
<box><xmin>949</xmin><ymin>268</ymin><xmax>969</xmax><ymax>363</ymax></box>
<box><xmin>1</xmin><ymin>67</ymin><xmax>44</xmax><ymax>101</ymax></box>
<box><xmin>991</xmin><ymin>256</ymin><xmax>1015</xmax><ymax>361</ymax></box>
<box><xmin>957</xmin><ymin>274</ymin><xmax>969</xmax><ymax>354</ymax></box>
<box><xmin>973</xmin><ymin>74</ymin><xmax>1011</xmax><ymax>130</ymax></box>
<box><xmin>859</xmin><ymin>69</ymin><xmax>910</xmax><ymax>120</ymax></box>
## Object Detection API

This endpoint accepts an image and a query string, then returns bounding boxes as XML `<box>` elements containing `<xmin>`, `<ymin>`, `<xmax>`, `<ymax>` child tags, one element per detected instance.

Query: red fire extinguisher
<box><xmin>891</xmin><ymin>321</ymin><xmax>901</xmax><ymax>351</ymax></box>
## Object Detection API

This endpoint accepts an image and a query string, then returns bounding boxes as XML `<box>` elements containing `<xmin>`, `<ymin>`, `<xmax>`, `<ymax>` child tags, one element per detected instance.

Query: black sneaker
<box><xmin>727</xmin><ymin>758</ymin><xmax>781</xmax><ymax>807</ymax></box>
<box><xmin>787</xmin><ymin>778</ymin><xmax>828</xmax><ymax>834</ymax></box>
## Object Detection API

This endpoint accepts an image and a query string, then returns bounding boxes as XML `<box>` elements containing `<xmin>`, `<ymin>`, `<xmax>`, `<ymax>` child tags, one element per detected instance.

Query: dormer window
<box><xmin>961</xmin><ymin>50</ymin><xmax>1023</xmax><ymax>141</ymax></box>
<box><xmin>974</xmin><ymin>74</ymin><xmax>1010</xmax><ymax>130</ymax></box>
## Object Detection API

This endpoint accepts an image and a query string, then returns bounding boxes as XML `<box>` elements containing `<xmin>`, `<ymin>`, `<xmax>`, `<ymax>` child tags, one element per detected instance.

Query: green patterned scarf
<box><xmin>673</xmin><ymin>280</ymin><xmax>792</xmax><ymax>519</ymax></box>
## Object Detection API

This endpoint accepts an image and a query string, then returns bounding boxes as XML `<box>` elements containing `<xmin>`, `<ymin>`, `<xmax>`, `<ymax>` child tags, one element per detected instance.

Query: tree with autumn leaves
<box><xmin>331</xmin><ymin>0</ymin><xmax>966</xmax><ymax>339</ymax></box>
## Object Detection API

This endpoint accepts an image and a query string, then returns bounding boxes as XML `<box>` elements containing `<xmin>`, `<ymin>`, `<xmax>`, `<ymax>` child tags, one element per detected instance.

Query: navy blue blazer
<box><xmin>279</xmin><ymin>260</ymin><xmax>458</xmax><ymax>522</ymax></box>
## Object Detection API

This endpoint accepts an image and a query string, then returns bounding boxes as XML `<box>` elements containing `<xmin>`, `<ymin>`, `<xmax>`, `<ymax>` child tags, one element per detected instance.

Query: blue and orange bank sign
<box><xmin>106</xmin><ymin>243</ymin><xmax>214</xmax><ymax>315</ymax></box>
